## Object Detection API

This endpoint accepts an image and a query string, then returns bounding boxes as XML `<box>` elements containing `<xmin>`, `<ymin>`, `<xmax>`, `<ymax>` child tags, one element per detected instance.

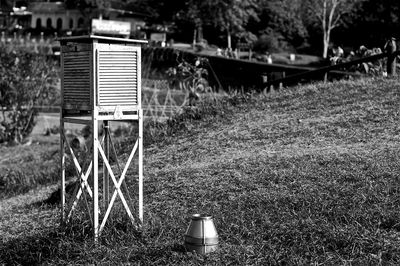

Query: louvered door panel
<box><xmin>63</xmin><ymin>51</ymin><xmax>91</xmax><ymax>108</ymax></box>
<box><xmin>97</xmin><ymin>48</ymin><xmax>139</xmax><ymax>106</ymax></box>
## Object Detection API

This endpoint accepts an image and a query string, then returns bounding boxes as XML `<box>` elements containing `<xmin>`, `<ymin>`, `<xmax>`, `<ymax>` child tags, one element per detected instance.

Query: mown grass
<box><xmin>0</xmin><ymin>135</ymin><xmax>60</xmax><ymax>198</ymax></box>
<box><xmin>2</xmin><ymin>77</ymin><xmax>400</xmax><ymax>264</ymax></box>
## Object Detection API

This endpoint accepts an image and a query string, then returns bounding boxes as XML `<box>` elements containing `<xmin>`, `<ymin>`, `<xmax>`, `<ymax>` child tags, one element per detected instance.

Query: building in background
<box><xmin>1</xmin><ymin>1</ymin><xmax>147</xmax><ymax>38</ymax></box>
<box><xmin>29</xmin><ymin>2</ymin><xmax>85</xmax><ymax>34</ymax></box>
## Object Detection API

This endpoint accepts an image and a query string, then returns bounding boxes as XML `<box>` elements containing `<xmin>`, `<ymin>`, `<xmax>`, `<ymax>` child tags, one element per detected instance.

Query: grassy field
<box><xmin>2</xmin><ymin>77</ymin><xmax>400</xmax><ymax>264</ymax></box>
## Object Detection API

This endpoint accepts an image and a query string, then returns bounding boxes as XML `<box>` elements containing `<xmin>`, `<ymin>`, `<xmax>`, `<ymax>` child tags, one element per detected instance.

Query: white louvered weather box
<box><xmin>58</xmin><ymin>35</ymin><xmax>148</xmax><ymax>240</ymax></box>
<box><xmin>59</xmin><ymin>35</ymin><xmax>147</xmax><ymax>114</ymax></box>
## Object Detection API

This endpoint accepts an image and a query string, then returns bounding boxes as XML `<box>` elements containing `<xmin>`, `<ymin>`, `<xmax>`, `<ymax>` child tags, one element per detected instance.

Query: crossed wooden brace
<box><xmin>62</xmin><ymin>130</ymin><xmax>96</xmax><ymax>224</ymax></box>
<box><xmin>62</xmin><ymin>130</ymin><xmax>139</xmax><ymax>233</ymax></box>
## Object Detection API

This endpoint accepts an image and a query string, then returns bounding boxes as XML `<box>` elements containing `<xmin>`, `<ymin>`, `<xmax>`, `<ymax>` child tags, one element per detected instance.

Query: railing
<box><xmin>0</xmin><ymin>32</ymin><xmax>59</xmax><ymax>55</ymax></box>
<box><xmin>264</xmin><ymin>51</ymin><xmax>400</xmax><ymax>89</ymax></box>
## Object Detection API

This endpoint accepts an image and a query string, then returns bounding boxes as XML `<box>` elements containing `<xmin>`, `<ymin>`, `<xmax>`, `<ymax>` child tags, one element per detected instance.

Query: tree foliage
<box><xmin>177</xmin><ymin>0</ymin><xmax>259</xmax><ymax>48</ymax></box>
<box><xmin>253</xmin><ymin>0</ymin><xmax>308</xmax><ymax>52</ymax></box>
<box><xmin>125</xmin><ymin>0</ymin><xmax>187</xmax><ymax>24</ymax></box>
<box><xmin>0</xmin><ymin>45</ymin><xmax>58</xmax><ymax>145</ymax></box>
<box><xmin>348</xmin><ymin>0</ymin><xmax>400</xmax><ymax>47</ymax></box>
<box><xmin>59</xmin><ymin>0</ymin><xmax>399</xmax><ymax>56</ymax></box>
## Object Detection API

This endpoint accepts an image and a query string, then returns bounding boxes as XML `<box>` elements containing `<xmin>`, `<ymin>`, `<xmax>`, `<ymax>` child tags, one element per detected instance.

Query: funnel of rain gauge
<box><xmin>184</xmin><ymin>214</ymin><xmax>218</xmax><ymax>254</ymax></box>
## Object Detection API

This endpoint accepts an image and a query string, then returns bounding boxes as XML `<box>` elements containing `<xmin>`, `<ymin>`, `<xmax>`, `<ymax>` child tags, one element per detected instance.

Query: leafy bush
<box><xmin>253</xmin><ymin>28</ymin><xmax>290</xmax><ymax>53</ymax></box>
<box><xmin>0</xmin><ymin>44</ymin><xmax>58</xmax><ymax>145</ymax></box>
<box><xmin>166</xmin><ymin>55</ymin><xmax>212</xmax><ymax>105</ymax></box>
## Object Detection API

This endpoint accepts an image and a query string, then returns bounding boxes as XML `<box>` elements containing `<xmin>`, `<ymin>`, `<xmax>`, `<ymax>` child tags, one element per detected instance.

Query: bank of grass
<box><xmin>0</xmin><ymin>134</ymin><xmax>60</xmax><ymax>198</ymax></box>
<box><xmin>2</xmin><ymin>77</ymin><xmax>400</xmax><ymax>264</ymax></box>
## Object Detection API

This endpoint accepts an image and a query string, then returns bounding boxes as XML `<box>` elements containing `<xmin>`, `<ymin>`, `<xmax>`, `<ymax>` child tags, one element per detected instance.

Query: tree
<box><xmin>306</xmin><ymin>0</ymin><xmax>364</xmax><ymax>58</ymax></box>
<box><xmin>0</xmin><ymin>44</ymin><xmax>58</xmax><ymax>145</ymax></box>
<box><xmin>0</xmin><ymin>0</ymin><xmax>13</xmax><ymax>10</ymax></box>
<box><xmin>254</xmin><ymin>0</ymin><xmax>308</xmax><ymax>52</ymax></box>
<box><xmin>95</xmin><ymin>0</ymin><xmax>113</xmax><ymax>19</ymax></box>
<box><xmin>187</xmin><ymin>0</ymin><xmax>259</xmax><ymax>49</ymax></box>
<box><xmin>347</xmin><ymin>0</ymin><xmax>400</xmax><ymax>47</ymax></box>
<box><xmin>126</xmin><ymin>0</ymin><xmax>187</xmax><ymax>24</ymax></box>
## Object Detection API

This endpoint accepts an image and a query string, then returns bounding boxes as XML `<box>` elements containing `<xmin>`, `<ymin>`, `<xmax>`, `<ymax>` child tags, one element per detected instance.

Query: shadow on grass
<box><xmin>0</xmin><ymin>231</ymin><xmax>64</xmax><ymax>265</ymax></box>
<box><xmin>123</xmin><ymin>243</ymin><xmax>198</xmax><ymax>265</ymax></box>
<box><xmin>1</xmin><ymin>232</ymin><xmax>188</xmax><ymax>265</ymax></box>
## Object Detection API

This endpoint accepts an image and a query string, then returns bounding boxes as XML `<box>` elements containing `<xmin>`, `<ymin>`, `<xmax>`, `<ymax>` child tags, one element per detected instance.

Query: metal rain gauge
<box><xmin>58</xmin><ymin>35</ymin><xmax>147</xmax><ymax>240</ymax></box>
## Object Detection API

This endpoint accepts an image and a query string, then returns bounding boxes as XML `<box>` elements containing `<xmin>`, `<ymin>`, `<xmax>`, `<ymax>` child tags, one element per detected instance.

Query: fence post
<box><xmin>279</xmin><ymin>71</ymin><xmax>286</xmax><ymax>89</ymax></box>
<box><xmin>385</xmin><ymin>37</ymin><xmax>397</xmax><ymax>76</ymax></box>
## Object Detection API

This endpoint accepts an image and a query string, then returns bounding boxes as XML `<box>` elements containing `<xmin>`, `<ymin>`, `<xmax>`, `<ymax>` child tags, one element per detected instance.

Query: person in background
<box><xmin>384</xmin><ymin>36</ymin><xmax>397</xmax><ymax>76</ymax></box>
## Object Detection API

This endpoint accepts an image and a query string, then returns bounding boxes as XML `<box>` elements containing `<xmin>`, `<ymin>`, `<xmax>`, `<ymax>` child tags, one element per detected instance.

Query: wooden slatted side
<box><xmin>97</xmin><ymin>50</ymin><xmax>138</xmax><ymax>106</ymax></box>
<box><xmin>63</xmin><ymin>51</ymin><xmax>91</xmax><ymax>108</ymax></box>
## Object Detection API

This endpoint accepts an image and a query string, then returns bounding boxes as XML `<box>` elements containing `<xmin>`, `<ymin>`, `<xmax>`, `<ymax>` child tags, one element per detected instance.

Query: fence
<box><xmin>142</xmin><ymin>46</ymin><xmax>388</xmax><ymax>92</ymax></box>
<box><xmin>29</xmin><ymin>80</ymin><xmax>194</xmax><ymax>122</ymax></box>
<box><xmin>0</xmin><ymin>32</ymin><xmax>59</xmax><ymax>55</ymax></box>
<box><xmin>264</xmin><ymin>51</ymin><xmax>400</xmax><ymax>89</ymax></box>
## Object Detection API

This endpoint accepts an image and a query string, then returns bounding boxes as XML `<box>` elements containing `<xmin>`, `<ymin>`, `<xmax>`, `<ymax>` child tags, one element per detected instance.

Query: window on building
<box><xmin>36</xmin><ymin>18</ymin><xmax>42</xmax><ymax>29</ymax></box>
<box><xmin>69</xmin><ymin>18</ymin><xmax>73</xmax><ymax>29</ymax></box>
<box><xmin>57</xmin><ymin>18</ymin><xmax>62</xmax><ymax>30</ymax></box>
<box><xmin>78</xmin><ymin>17</ymin><xmax>84</xmax><ymax>28</ymax></box>
<box><xmin>46</xmin><ymin>18</ymin><xmax>52</xmax><ymax>28</ymax></box>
